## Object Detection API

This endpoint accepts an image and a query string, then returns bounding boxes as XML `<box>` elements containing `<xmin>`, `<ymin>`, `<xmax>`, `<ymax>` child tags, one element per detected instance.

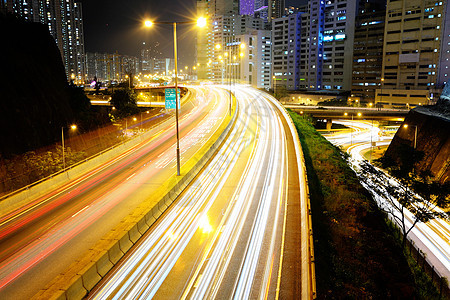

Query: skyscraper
<box><xmin>378</xmin><ymin>0</ymin><xmax>448</xmax><ymax>107</ymax></box>
<box><xmin>3</xmin><ymin>0</ymin><xmax>85</xmax><ymax>83</ymax></box>
<box><xmin>254</xmin><ymin>0</ymin><xmax>269</xmax><ymax>22</ymax></box>
<box><xmin>301</xmin><ymin>0</ymin><xmax>358</xmax><ymax>91</ymax></box>
<box><xmin>351</xmin><ymin>0</ymin><xmax>386</xmax><ymax>103</ymax></box>
<box><xmin>269</xmin><ymin>0</ymin><xmax>285</xmax><ymax>20</ymax></box>
<box><xmin>272</xmin><ymin>12</ymin><xmax>303</xmax><ymax>90</ymax></box>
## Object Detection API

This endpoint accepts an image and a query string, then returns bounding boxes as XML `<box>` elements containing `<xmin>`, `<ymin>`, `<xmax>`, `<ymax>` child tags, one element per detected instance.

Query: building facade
<box><xmin>238</xmin><ymin>30</ymin><xmax>272</xmax><ymax>89</ymax></box>
<box><xmin>272</xmin><ymin>12</ymin><xmax>302</xmax><ymax>91</ymax></box>
<box><xmin>86</xmin><ymin>52</ymin><xmax>139</xmax><ymax>84</ymax></box>
<box><xmin>299</xmin><ymin>0</ymin><xmax>358</xmax><ymax>92</ymax></box>
<box><xmin>350</xmin><ymin>0</ymin><xmax>385</xmax><ymax>103</ymax></box>
<box><xmin>269</xmin><ymin>0</ymin><xmax>286</xmax><ymax>20</ymax></box>
<box><xmin>377</xmin><ymin>0</ymin><xmax>448</xmax><ymax>107</ymax></box>
<box><xmin>3</xmin><ymin>0</ymin><xmax>85</xmax><ymax>83</ymax></box>
<box><xmin>437</xmin><ymin>0</ymin><xmax>450</xmax><ymax>89</ymax></box>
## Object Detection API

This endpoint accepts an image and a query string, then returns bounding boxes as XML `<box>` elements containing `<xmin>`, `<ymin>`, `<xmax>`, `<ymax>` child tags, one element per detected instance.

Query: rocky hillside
<box><xmin>384</xmin><ymin>94</ymin><xmax>450</xmax><ymax>183</ymax></box>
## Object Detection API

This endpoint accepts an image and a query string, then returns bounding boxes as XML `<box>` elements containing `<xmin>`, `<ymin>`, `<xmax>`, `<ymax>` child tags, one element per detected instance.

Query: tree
<box><xmin>109</xmin><ymin>88</ymin><xmax>139</xmax><ymax>119</ymax></box>
<box><xmin>363</xmin><ymin>144</ymin><xmax>450</xmax><ymax>248</ymax></box>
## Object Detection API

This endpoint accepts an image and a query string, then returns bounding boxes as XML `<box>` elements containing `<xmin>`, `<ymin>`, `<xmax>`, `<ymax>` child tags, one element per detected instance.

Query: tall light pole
<box><xmin>273</xmin><ymin>76</ymin><xmax>277</xmax><ymax>98</ymax></box>
<box><xmin>379</xmin><ymin>78</ymin><xmax>384</xmax><ymax>111</ymax></box>
<box><xmin>144</xmin><ymin>17</ymin><xmax>206</xmax><ymax>176</ymax></box>
<box><xmin>345</xmin><ymin>112</ymin><xmax>361</xmax><ymax>146</ymax></box>
<box><xmin>62</xmin><ymin>125</ymin><xmax>77</xmax><ymax>172</ymax></box>
<box><xmin>403</xmin><ymin>124</ymin><xmax>418</xmax><ymax>149</ymax></box>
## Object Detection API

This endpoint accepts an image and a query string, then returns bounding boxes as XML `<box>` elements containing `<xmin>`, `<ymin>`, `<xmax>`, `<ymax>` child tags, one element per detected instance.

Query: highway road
<box><xmin>324</xmin><ymin>120</ymin><xmax>450</xmax><ymax>284</ymax></box>
<box><xmin>0</xmin><ymin>86</ymin><xmax>229</xmax><ymax>299</ymax></box>
<box><xmin>88</xmin><ymin>86</ymin><xmax>314</xmax><ymax>299</ymax></box>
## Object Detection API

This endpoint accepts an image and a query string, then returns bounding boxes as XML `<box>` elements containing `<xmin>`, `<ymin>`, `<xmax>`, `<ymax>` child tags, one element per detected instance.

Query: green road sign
<box><xmin>165</xmin><ymin>88</ymin><xmax>180</xmax><ymax>109</ymax></box>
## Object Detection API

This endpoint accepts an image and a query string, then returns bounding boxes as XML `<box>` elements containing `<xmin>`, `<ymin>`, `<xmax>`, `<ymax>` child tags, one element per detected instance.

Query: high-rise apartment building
<box><xmin>196</xmin><ymin>0</ymin><xmax>272</xmax><ymax>86</ymax></box>
<box><xmin>269</xmin><ymin>0</ymin><xmax>286</xmax><ymax>20</ymax></box>
<box><xmin>378</xmin><ymin>0</ymin><xmax>448</xmax><ymax>107</ymax></box>
<box><xmin>196</xmin><ymin>0</ymin><xmax>240</xmax><ymax>80</ymax></box>
<box><xmin>301</xmin><ymin>0</ymin><xmax>358</xmax><ymax>91</ymax></box>
<box><xmin>3</xmin><ymin>0</ymin><xmax>85</xmax><ymax>83</ymax></box>
<box><xmin>351</xmin><ymin>0</ymin><xmax>385</xmax><ymax>103</ymax></box>
<box><xmin>86</xmin><ymin>52</ymin><xmax>139</xmax><ymax>83</ymax></box>
<box><xmin>209</xmin><ymin>14</ymin><xmax>264</xmax><ymax>81</ymax></box>
<box><xmin>272</xmin><ymin>12</ymin><xmax>302</xmax><ymax>91</ymax></box>
<box><xmin>438</xmin><ymin>1</ymin><xmax>450</xmax><ymax>89</ymax></box>
<box><xmin>299</xmin><ymin>5</ymin><xmax>311</xmax><ymax>90</ymax></box>
<box><xmin>196</xmin><ymin>0</ymin><xmax>213</xmax><ymax>80</ymax></box>
<box><xmin>208</xmin><ymin>0</ymin><xmax>240</xmax><ymax>16</ymax></box>
<box><xmin>254</xmin><ymin>0</ymin><xmax>269</xmax><ymax>22</ymax></box>
<box><xmin>238</xmin><ymin>30</ymin><xmax>272</xmax><ymax>89</ymax></box>
<box><xmin>152</xmin><ymin>58</ymin><xmax>175</xmax><ymax>76</ymax></box>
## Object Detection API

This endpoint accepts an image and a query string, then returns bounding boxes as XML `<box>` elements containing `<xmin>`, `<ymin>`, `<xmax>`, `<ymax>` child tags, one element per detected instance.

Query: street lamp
<box><xmin>346</xmin><ymin>112</ymin><xmax>362</xmax><ymax>145</ymax></box>
<box><xmin>144</xmin><ymin>17</ymin><xmax>206</xmax><ymax>176</ymax></box>
<box><xmin>62</xmin><ymin>125</ymin><xmax>77</xmax><ymax>172</ymax></box>
<box><xmin>273</xmin><ymin>76</ymin><xmax>277</xmax><ymax>97</ymax></box>
<box><xmin>403</xmin><ymin>124</ymin><xmax>418</xmax><ymax>149</ymax></box>
<box><xmin>379</xmin><ymin>78</ymin><xmax>384</xmax><ymax>111</ymax></box>
<box><xmin>140</xmin><ymin>110</ymin><xmax>150</xmax><ymax>132</ymax></box>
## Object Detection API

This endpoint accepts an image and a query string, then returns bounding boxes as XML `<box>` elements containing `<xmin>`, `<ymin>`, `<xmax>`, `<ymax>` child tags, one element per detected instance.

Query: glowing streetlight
<box><xmin>273</xmin><ymin>76</ymin><xmax>277</xmax><ymax>97</ymax></box>
<box><xmin>197</xmin><ymin>17</ymin><xmax>207</xmax><ymax>28</ymax></box>
<box><xmin>403</xmin><ymin>124</ymin><xmax>418</xmax><ymax>149</ymax></box>
<box><xmin>62</xmin><ymin>125</ymin><xmax>77</xmax><ymax>173</ymax></box>
<box><xmin>144</xmin><ymin>20</ymin><xmax>153</xmax><ymax>27</ymax></box>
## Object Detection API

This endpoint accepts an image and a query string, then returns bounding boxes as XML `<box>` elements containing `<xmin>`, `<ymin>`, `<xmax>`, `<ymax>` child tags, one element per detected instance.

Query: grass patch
<box><xmin>288</xmin><ymin>109</ymin><xmax>416</xmax><ymax>298</ymax></box>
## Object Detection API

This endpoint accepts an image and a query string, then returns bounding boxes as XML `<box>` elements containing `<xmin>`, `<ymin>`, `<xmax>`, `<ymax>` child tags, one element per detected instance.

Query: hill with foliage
<box><xmin>0</xmin><ymin>13</ymin><xmax>93</xmax><ymax>158</ymax></box>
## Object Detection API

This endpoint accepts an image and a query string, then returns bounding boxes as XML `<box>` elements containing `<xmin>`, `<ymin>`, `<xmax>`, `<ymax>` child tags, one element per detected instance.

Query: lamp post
<box><xmin>62</xmin><ymin>124</ymin><xmax>77</xmax><ymax>172</ymax></box>
<box><xmin>140</xmin><ymin>110</ymin><xmax>149</xmax><ymax>132</ymax></box>
<box><xmin>403</xmin><ymin>124</ymin><xmax>418</xmax><ymax>149</ymax></box>
<box><xmin>273</xmin><ymin>76</ymin><xmax>276</xmax><ymax>98</ymax></box>
<box><xmin>379</xmin><ymin>78</ymin><xmax>384</xmax><ymax>111</ymax></box>
<box><xmin>144</xmin><ymin>17</ymin><xmax>206</xmax><ymax>176</ymax></box>
<box><xmin>345</xmin><ymin>112</ymin><xmax>361</xmax><ymax>145</ymax></box>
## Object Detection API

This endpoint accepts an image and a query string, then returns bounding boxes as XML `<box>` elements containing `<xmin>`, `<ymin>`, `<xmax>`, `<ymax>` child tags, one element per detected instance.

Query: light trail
<box><xmin>0</xmin><ymin>86</ymin><xmax>228</xmax><ymax>299</ymax></box>
<box><xmin>325</xmin><ymin>120</ymin><xmax>450</xmax><ymax>283</ymax></box>
<box><xmin>89</xmin><ymin>86</ymin><xmax>312</xmax><ymax>299</ymax></box>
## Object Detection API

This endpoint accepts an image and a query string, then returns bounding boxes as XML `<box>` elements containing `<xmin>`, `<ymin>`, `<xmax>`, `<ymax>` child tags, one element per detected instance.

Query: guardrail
<box><xmin>268</xmin><ymin>97</ymin><xmax>317</xmax><ymax>299</ymax></box>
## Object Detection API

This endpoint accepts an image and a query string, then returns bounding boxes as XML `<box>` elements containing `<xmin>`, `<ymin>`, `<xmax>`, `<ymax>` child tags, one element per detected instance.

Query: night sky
<box><xmin>82</xmin><ymin>0</ymin><xmax>302</xmax><ymax>67</ymax></box>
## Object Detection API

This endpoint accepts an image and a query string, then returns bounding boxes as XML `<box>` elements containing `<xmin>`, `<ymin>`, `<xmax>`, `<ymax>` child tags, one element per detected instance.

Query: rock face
<box><xmin>0</xmin><ymin>13</ymin><xmax>74</xmax><ymax>158</ymax></box>
<box><xmin>384</xmin><ymin>87</ymin><xmax>450</xmax><ymax>184</ymax></box>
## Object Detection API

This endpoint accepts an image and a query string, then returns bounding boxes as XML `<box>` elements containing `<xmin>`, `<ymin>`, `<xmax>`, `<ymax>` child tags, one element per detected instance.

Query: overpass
<box><xmin>87</xmin><ymin>86</ymin><xmax>189</xmax><ymax>108</ymax></box>
<box><xmin>285</xmin><ymin>104</ymin><xmax>408</xmax><ymax>129</ymax></box>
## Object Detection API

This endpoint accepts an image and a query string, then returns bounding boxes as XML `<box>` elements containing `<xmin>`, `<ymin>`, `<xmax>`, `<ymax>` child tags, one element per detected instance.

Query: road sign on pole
<box><xmin>165</xmin><ymin>88</ymin><xmax>180</xmax><ymax>109</ymax></box>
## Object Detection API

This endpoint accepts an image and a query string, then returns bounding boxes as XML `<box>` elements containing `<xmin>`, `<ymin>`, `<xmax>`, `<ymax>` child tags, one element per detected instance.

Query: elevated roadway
<box><xmin>285</xmin><ymin>104</ymin><xmax>408</xmax><ymax>121</ymax></box>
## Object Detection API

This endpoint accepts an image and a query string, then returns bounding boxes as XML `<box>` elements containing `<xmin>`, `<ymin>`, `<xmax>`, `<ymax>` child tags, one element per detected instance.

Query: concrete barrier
<box><xmin>32</xmin><ymin>93</ymin><xmax>238</xmax><ymax>300</ymax></box>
